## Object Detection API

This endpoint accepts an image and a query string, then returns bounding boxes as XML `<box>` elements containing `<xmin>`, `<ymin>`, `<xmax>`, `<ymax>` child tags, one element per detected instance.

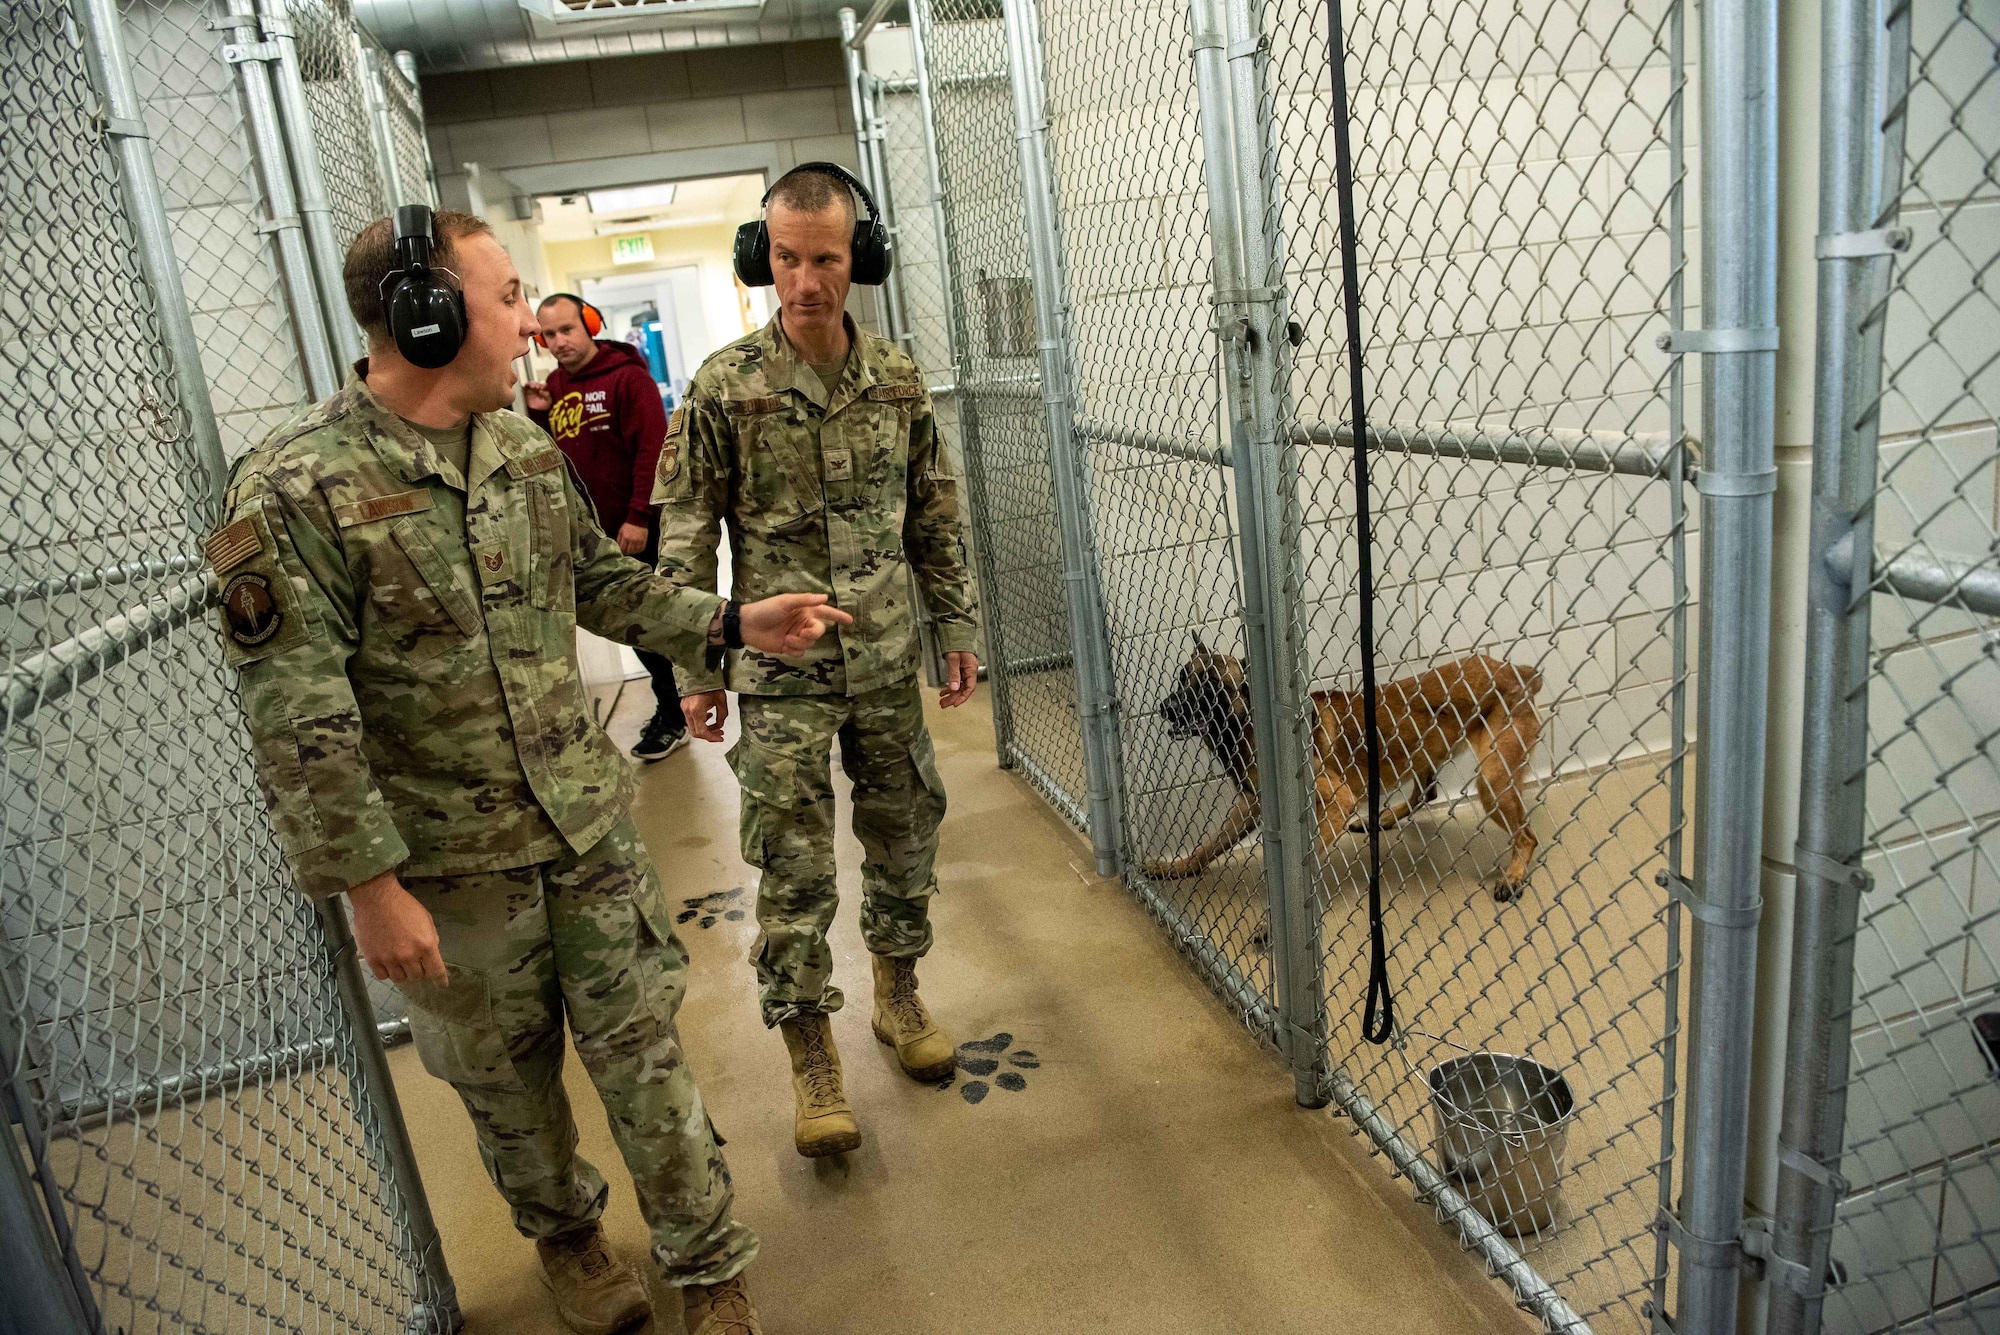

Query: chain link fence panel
<box><xmin>2</xmin><ymin>2</ymin><xmax>437</xmax><ymax>1330</ymax></box>
<box><xmin>1782</xmin><ymin>3</ymin><xmax>2000</xmax><ymax>1331</ymax></box>
<box><xmin>1032</xmin><ymin>0</ymin><xmax>1277</xmax><ymax>1023</ymax></box>
<box><xmin>1266</xmin><ymin>0</ymin><xmax>1694</xmax><ymax>1324</ymax></box>
<box><xmin>917</xmin><ymin>0</ymin><xmax>1091</xmax><ymax>825</ymax></box>
<box><xmin>358</xmin><ymin>28</ymin><xmax>435</xmax><ymax>210</ymax></box>
<box><xmin>124</xmin><ymin>0</ymin><xmax>310</xmax><ymax>463</ymax></box>
<box><xmin>912</xmin><ymin>0</ymin><xmax>1697</xmax><ymax>1323</ymax></box>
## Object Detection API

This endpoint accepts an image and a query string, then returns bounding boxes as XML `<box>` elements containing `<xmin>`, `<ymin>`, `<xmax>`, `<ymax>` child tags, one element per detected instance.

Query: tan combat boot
<box><xmin>778</xmin><ymin>1013</ymin><xmax>861</xmax><ymax>1157</ymax></box>
<box><xmin>680</xmin><ymin>1271</ymin><xmax>756</xmax><ymax>1335</ymax></box>
<box><xmin>871</xmin><ymin>954</ymin><xmax>957</xmax><ymax>1082</ymax></box>
<box><xmin>682</xmin><ymin>1273</ymin><xmax>760</xmax><ymax>1334</ymax></box>
<box><xmin>534</xmin><ymin>1225</ymin><xmax>651</xmax><ymax>1335</ymax></box>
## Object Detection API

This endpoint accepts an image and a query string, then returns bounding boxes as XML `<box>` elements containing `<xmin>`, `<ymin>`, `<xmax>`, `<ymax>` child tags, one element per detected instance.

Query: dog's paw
<box><xmin>1488</xmin><ymin>878</ymin><xmax>1521</xmax><ymax>904</ymax></box>
<box><xmin>1142</xmin><ymin>857</ymin><xmax>1194</xmax><ymax>881</ymax></box>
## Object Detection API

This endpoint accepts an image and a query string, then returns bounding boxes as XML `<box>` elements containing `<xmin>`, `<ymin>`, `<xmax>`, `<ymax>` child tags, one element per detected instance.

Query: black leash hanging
<box><xmin>1325</xmin><ymin>0</ymin><xmax>1393</xmax><ymax>1045</ymax></box>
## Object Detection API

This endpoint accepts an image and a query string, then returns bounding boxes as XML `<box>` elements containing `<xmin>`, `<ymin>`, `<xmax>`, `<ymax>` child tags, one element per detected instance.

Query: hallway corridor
<box><xmin>389</xmin><ymin>689</ymin><xmax>1534</xmax><ymax>1334</ymax></box>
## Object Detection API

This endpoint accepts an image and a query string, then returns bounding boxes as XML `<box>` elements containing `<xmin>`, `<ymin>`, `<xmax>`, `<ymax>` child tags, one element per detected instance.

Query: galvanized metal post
<box><xmin>1001</xmin><ymin>0</ymin><xmax>1125</xmax><ymax>878</ymax></box>
<box><xmin>315</xmin><ymin>902</ymin><xmax>463</xmax><ymax>1335</ymax></box>
<box><xmin>221</xmin><ymin>0</ymin><xmax>340</xmax><ymax>399</ymax></box>
<box><xmin>910</xmin><ymin>14</ymin><xmax>962</xmax><ymax>382</ymax></box>
<box><xmin>1674</xmin><ymin>0</ymin><xmax>1780</xmax><ymax>1330</ymax></box>
<box><xmin>839</xmin><ymin>8</ymin><xmax>898</xmax><ymax>342</ymax></box>
<box><xmin>256</xmin><ymin>0</ymin><xmax>366</xmax><ymax>369</ymax></box>
<box><xmin>1649</xmin><ymin>0</ymin><xmax>1692</xmax><ymax>1322</ymax></box>
<box><xmin>359</xmin><ymin>41</ymin><xmax>407</xmax><ymax>207</ymax></box>
<box><xmin>911</xmin><ymin>0</ymin><xmax>1021</xmax><ymax>761</ymax></box>
<box><xmin>74</xmin><ymin>0</ymin><xmax>228</xmax><ymax>522</ymax></box>
<box><xmin>862</xmin><ymin>74</ymin><xmax>913</xmax><ymax>348</ymax></box>
<box><xmin>0</xmin><ymin>1096</ymin><xmax>96</xmax><ymax>1335</ymax></box>
<box><xmin>0</xmin><ymin>982</ymin><xmax>101</xmax><ymax>1335</ymax></box>
<box><xmin>394</xmin><ymin>50</ymin><xmax>443</xmax><ymax>205</ymax></box>
<box><xmin>1189</xmin><ymin>0</ymin><xmax>1325</xmax><ymax>1105</ymax></box>
<box><xmin>1766</xmin><ymin>2</ymin><xmax>1910</xmax><ymax>1331</ymax></box>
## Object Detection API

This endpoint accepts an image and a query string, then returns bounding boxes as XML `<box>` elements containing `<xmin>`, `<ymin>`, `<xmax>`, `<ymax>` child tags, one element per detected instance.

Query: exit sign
<box><xmin>612</xmin><ymin>235</ymin><xmax>654</xmax><ymax>264</ymax></box>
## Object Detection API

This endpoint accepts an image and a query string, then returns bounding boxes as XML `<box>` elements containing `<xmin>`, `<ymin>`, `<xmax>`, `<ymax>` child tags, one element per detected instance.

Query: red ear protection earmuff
<box><xmin>532</xmin><ymin>293</ymin><xmax>605</xmax><ymax>348</ymax></box>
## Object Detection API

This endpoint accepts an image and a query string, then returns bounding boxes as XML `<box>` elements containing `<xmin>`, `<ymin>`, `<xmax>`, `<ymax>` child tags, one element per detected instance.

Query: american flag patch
<box><xmin>204</xmin><ymin>517</ymin><xmax>261</xmax><ymax>574</ymax></box>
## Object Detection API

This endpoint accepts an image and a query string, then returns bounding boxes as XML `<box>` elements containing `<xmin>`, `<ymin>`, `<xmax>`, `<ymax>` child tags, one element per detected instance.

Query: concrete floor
<box><xmin>390</xmin><ymin>682</ymin><xmax>1538</xmax><ymax>1335</ymax></box>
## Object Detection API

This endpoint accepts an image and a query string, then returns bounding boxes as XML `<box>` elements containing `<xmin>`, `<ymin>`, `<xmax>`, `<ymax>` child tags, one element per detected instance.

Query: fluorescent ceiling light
<box><xmin>588</xmin><ymin>183</ymin><xmax>677</xmax><ymax>214</ymax></box>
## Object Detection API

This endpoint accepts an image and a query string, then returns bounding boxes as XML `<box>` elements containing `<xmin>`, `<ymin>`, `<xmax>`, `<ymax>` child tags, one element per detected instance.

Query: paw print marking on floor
<box><xmin>676</xmin><ymin>887</ymin><xmax>747</xmax><ymax>930</ymax></box>
<box><xmin>953</xmin><ymin>1033</ymin><xmax>1039</xmax><ymax>1105</ymax></box>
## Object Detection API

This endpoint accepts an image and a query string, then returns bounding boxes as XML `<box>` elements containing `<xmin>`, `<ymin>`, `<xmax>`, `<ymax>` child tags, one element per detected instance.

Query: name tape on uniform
<box><xmin>332</xmin><ymin>489</ymin><xmax>432</xmax><ymax>528</ymax></box>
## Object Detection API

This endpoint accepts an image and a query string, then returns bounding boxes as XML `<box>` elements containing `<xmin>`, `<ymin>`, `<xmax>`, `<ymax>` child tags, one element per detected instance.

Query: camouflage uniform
<box><xmin>210</xmin><ymin>368</ymin><xmax>756</xmax><ymax>1282</ymax></box>
<box><xmin>653</xmin><ymin>315</ymin><xmax>976</xmax><ymax>1026</ymax></box>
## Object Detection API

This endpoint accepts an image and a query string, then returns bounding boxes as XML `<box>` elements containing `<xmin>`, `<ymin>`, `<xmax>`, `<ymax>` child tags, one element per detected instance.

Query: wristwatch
<box><xmin>721</xmin><ymin>599</ymin><xmax>744</xmax><ymax>650</ymax></box>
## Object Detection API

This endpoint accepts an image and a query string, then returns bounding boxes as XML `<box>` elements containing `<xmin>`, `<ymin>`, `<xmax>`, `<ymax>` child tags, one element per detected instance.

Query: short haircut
<box><xmin>537</xmin><ymin>293</ymin><xmax>586</xmax><ymax>321</ymax></box>
<box><xmin>766</xmin><ymin>167</ymin><xmax>857</xmax><ymax>225</ymax></box>
<box><xmin>343</xmin><ymin>210</ymin><xmax>494</xmax><ymax>342</ymax></box>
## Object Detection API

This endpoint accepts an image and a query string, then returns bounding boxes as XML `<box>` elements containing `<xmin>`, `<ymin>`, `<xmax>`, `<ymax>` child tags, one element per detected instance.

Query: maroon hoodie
<box><xmin>527</xmin><ymin>339</ymin><xmax>666</xmax><ymax>533</ymax></box>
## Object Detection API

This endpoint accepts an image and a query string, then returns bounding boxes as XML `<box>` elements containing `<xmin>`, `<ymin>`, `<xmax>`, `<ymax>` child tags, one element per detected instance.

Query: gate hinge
<box><xmin>1816</xmin><ymin>227</ymin><xmax>1911</xmax><ymax>260</ymax></box>
<box><xmin>1656</xmin><ymin>1206</ymin><xmax>1761</xmax><ymax>1280</ymax></box>
<box><xmin>1655</xmin><ymin>327</ymin><xmax>1780</xmax><ymax>355</ymax></box>
<box><xmin>223</xmin><ymin>40</ymin><xmax>282</xmax><ymax>63</ymax></box>
<box><xmin>1793</xmin><ymin>844</ymin><xmax>1874</xmax><ymax>894</ymax></box>
<box><xmin>95</xmin><ymin>109</ymin><xmax>148</xmax><ymax>141</ymax></box>
<box><xmin>1655</xmin><ymin>870</ymin><xmax>1763</xmax><ymax>928</ymax></box>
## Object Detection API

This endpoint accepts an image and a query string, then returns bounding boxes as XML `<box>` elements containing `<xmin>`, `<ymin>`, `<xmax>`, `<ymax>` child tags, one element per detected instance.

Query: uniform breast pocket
<box><xmin>368</xmin><ymin>520</ymin><xmax>482</xmax><ymax>662</ymax></box>
<box><xmin>740</xmin><ymin>419</ymin><xmax>825</xmax><ymax>535</ymax></box>
<box><xmin>526</xmin><ymin>478</ymin><xmax>576</xmax><ymax>611</ymax></box>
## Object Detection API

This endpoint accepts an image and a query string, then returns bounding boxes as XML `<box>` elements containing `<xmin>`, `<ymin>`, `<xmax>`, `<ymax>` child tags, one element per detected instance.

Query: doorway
<box><xmin>531</xmin><ymin>172</ymin><xmax>770</xmax><ymax>404</ymax></box>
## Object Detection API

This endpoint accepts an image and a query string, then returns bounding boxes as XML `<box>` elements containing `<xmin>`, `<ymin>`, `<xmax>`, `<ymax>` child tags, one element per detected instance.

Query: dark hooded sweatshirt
<box><xmin>527</xmin><ymin>338</ymin><xmax>667</xmax><ymax>533</ymax></box>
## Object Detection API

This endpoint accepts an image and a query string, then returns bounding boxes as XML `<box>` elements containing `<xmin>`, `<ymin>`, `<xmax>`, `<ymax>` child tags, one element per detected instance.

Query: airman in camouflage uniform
<box><xmin>213</xmin><ymin>365</ymin><xmax>765</xmax><ymax>1327</ymax></box>
<box><xmin>654</xmin><ymin>301</ymin><xmax>978</xmax><ymax>1155</ymax></box>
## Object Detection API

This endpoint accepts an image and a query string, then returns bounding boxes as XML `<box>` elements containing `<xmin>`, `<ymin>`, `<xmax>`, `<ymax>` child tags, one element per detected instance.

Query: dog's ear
<box><xmin>1191</xmin><ymin>631</ymin><xmax>1209</xmax><ymax>656</ymax></box>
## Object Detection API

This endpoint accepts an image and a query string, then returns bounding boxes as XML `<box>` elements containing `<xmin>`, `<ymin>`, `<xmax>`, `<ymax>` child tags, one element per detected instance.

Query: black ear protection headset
<box><xmin>733</xmin><ymin>162</ymin><xmax>891</xmax><ymax>288</ymax></box>
<box><xmin>380</xmin><ymin>204</ymin><xmax>468</xmax><ymax>369</ymax></box>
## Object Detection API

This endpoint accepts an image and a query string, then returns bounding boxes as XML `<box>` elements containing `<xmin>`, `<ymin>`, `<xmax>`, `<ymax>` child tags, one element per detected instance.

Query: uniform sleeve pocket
<box><xmin>401</xmin><ymin>966</ymin><xmax>523</xmax><ymax>1090</ymax></box>
<box><xmin>249</xmin><ymin>727</ymin><xmax>325</xmax><ymax>856</ymax></box>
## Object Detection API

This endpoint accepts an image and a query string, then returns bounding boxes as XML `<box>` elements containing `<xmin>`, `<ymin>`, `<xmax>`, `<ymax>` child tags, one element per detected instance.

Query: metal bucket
<box><xmin>1428</xmin><ymin>1052</ymin><xmax>1577</xmax><ymax>1237</ymax></box>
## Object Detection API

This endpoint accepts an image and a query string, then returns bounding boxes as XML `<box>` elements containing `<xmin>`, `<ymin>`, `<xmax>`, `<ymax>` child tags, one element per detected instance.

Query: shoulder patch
<box><xmin>220</xmin><ymin>571</ymin><xmax>286</xmax><ymax>647</ymax></box>
<box><xmin>204</xmin><ymin>517</ymin><xmax>261</xmax><ymax>575</ymax></box>
<box><xmin>666</xmin><ymin>406</ymin><xmax>687</xmax><ymax>439</ymax></box>
<box><xmin>866</xmin><ymin>383</ymin><xmax>925</xmax><ymax>402</ymax></box>
<box><xmin>331</xmin><ymin>488</ymin><xmax>432</xmax><ymax>528</ymax></box>
<box><xmin>724</xmin><ymin>396</ymin><xmax>787</xmax><ymax>417</ymax></box>
<box><xmin>657</xmin><ymin>439</ymin><xmax>681</xmax><ymax>486</ymax></box>
<box><xmin>504</xmin><ymin>447</ymin><xmax>566</xmax><ymax>479</ymax></box>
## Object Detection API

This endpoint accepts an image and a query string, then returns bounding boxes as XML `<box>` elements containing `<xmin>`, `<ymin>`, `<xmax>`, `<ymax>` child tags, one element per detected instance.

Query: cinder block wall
<box><xmin>417</xmin><ymin>41</ymin><xmax>862</xmax><ymax>215</ymax></box>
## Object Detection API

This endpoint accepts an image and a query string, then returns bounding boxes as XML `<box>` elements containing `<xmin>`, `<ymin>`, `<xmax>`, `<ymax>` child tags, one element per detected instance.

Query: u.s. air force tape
<box><xmin>221</xmin><ymin>571</ymin><xmax>284</xmax><ymax>646</ymax></box>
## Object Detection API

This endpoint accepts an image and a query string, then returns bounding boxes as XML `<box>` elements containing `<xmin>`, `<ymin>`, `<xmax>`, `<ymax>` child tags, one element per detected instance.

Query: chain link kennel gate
<box><xmin>4</xmin><ymin>1</ymin><xmax>456</xmax><ymax>1328</ymax></box>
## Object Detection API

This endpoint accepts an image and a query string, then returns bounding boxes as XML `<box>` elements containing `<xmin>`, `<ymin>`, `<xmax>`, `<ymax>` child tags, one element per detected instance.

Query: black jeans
<box><xmin>636</xmin><ymin>520</ymin><xmax>684</xmax><ymax>734</ymax></box>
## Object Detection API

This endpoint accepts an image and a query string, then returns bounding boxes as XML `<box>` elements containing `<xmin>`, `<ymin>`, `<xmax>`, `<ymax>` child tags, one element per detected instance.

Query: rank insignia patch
<box><xmin>221</xmin><ymin>572</ymin><xmax>283</xmax><ymax>646</ymax></box>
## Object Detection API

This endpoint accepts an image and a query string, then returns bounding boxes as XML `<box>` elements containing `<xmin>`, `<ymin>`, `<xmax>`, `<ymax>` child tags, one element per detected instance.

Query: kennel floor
<box><xmin>1150</xmin><ymin>750</ymin><xmax>1686</xmax><ymax>1330</ymax></box>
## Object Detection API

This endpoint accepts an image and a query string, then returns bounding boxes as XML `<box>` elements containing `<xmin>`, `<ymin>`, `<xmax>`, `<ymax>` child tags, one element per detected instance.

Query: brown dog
<box><xmin>1143</xmin><ymin>640</ymin><xmax>1543</xmax><ymax>901</ymax></box>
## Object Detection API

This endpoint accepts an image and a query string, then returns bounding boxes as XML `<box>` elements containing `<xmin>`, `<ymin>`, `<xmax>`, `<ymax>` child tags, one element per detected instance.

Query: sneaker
<box><xmin>632</xmin><ymin>717</ymin><xmax>689</xmax><ymax>762</ymax></box>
